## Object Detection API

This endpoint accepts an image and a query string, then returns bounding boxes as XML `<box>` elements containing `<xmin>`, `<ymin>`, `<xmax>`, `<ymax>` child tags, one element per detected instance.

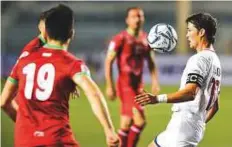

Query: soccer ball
<box><xmin>147</xmin><ymin>23</ymin><xmax>178</xmax><ymax>53</ymax></box>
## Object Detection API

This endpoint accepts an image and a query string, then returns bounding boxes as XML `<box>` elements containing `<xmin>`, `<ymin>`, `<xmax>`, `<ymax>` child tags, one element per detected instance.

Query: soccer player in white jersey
<box><xmin>135</xmin><ymin>12</ymin><xmax>221</xmax><ymax>147</ymax></box>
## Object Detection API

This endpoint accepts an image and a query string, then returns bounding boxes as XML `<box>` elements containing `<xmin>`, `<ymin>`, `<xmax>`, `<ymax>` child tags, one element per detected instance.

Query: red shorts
<box><xmin>117</xmin><ymin>84</ymin><xmax>144</xmax><ymax>117</ymax></box>
<box><xmin>34</xmin><ymin>143</ymin><xmax>80</xmax><ymax>147</ymax></box>
<box><xmin>16</xmin><ymin>143</ymin><xmax>79</xmax><ymax>147</ymax></box>
<box><xmin>15</xmin><ymin>119</ymin><xmax>79</xmax><ymax>147</ymax></box>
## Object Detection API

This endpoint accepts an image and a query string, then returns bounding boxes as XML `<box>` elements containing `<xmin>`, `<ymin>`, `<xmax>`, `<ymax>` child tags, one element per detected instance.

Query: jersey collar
<box><xmin>38</xmin><ymin>35</ymin><xmax>46</xmax><ymax>44</ymax></box>
<box><xmin>204</xmin><ymin>45</ymin><xmax>215</xmax><ymax>52</ymax></box>
<box><xmin>43</xmin><ymin>43</ymin><xmax>66</xmax><ymax>50</ymax></box>
<box><xmin>126</xmin><ymin>27</ymin><xmax>141</xmax><ymax>38</ymax></box>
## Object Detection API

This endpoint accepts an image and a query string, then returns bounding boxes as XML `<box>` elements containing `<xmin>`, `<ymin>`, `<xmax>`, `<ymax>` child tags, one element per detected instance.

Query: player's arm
<box><xmin>72</xmin><ymin>74</ymin><xmax>118</xmax><ymax>146</ymax></box>
<box><xmin>105</xmin><ymin>36</ymin><xmax>122</xmax><ymax>101</ymax></box>
<box><xmin>135</xmin><ymin>55</ymin><xmax>207</xmax><ymax>105</ymax></box>
<box><xmin>135</xmin><ymin>83</ymin><xmax>199</xmax><ymax>105</ymax></box>
<box><xmin>0</xmin><ymin>78</ymin><xmax>18</xmax><ymax>122</ymax></box>
<box><xmin>146</xmin><ymin>51</ymin><xmax>160</xmax><ymax>95</ymax></box>
<box><xmin>105</xmin><ymin>48</ymin><xmax>117</xmax><ymax>100</ymax></box>
<box><xmin>205</xmin><ymin>99</ymin><xmax>219</xmax><ymax>123</ymax></box>
<box><xmin>72</xmin><ymin>74</ymin><xmax>115</xmax><ymax>131</ymax></box>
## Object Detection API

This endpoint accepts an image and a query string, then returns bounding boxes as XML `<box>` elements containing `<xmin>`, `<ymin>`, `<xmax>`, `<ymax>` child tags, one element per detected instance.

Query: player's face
<box><xmin>126</xmin><ymin>9</ymin><xmax>145</xmax><ymax>30</ymax></box>
<box><xmin>186</xmin><ymin>22</ymin><xmax>200</xmax><ymax>49</ymax></box>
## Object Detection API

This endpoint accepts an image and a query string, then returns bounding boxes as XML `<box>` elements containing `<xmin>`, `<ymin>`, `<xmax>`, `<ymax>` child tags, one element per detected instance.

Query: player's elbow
<box><xmin>214</xmin><ymin>103</ymin><xmax>219</xmax><ymax>113</ymax></box>
<box><xmin>1</xmin><ymin>100</ymin><xmax>9</xmax><ymax>110</ymax></box>
<box><xmin>186</xmin><ymin>91</ymin><xmax>196</xmax><ymax>101</ymax></box>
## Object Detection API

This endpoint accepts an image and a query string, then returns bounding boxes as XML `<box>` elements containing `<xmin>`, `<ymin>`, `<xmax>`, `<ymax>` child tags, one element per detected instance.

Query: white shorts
<box><xmin>154</xmin><ymin>111</ymin><xmax>206</xmax><ymax>147</ymax></box>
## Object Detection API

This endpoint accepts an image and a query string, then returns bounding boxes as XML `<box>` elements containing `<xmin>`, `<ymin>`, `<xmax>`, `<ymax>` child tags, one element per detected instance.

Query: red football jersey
<box><xmin>14</xmin><ymin>36</ymin><xmax>46</xmax><ymax>104</ymax></box>
<box><xmin>108</xmin><ymin>30</ymin><xmax>151</xmax><ymax>90</ymax></box>
<box><xmin>10</xmin><ymin>44</ymin><xmax>88</xmax><ymax>146</ymax></box>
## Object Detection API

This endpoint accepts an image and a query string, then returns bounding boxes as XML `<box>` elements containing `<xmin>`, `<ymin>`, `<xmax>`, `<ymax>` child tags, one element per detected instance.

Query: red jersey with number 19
<box><xmin>9</xmin><ymin>45</ymin><xmax>88</xmax><ymax>147</ymax></box>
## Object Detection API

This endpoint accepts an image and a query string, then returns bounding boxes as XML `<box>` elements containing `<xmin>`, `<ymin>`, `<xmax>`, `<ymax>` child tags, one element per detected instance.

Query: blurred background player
<box><xmin>105</xmin><ymin>7</ymin><xmax>160</xmax><ymax>147</ymax></box>
<box><xmin>135</xmin><ymin>12</ymin><xmax>221</xmax><ymax>147</ymax></box>
<box><xmin>1</xmin><ymin>4</ymin><xmax>119</xmax><ymax>147</ymax></box>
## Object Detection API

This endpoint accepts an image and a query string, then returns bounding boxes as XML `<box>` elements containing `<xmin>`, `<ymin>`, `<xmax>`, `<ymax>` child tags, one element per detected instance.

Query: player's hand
<box><xmin>106</xmin><ymin>86</ymin><xmax>116</xmax><ymax>101</ymax></box>
<box><xmin>105</xmin><ymin>130</ymin><xmax>120</xmax><ymax>147</ymax></box>
<box><xmin>70</xmin><ymin>87</ymin><xmax>80</xmax><ymax>99</ymax></box>
<box><xmin>134</xmin><ymin>92</ymin><xmax>158</xmax><ymax>106</ymax></box>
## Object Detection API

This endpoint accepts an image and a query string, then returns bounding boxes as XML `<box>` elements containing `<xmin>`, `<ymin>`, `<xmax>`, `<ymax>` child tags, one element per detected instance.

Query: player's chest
<box><xmin>122</xmin><ymin>37</ymin><xmax>149</xmax><ymax>55</ymax></box>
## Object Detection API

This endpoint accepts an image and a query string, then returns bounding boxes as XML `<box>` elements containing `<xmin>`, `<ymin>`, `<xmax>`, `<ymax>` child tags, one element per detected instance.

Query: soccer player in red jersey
<box><xmin>11</xmin><ymin>8</ymin><xmax>80</xmax><ymax>113</ymax></box>
<box><xmin>1</xmin><ymin>4</ymin><xmax>119</xmax><ymax>147</ymax></box>
<box><xmin>105</xmin><ymin>7</ymin><xmax>160</xmax><ymax>147</ymax></box>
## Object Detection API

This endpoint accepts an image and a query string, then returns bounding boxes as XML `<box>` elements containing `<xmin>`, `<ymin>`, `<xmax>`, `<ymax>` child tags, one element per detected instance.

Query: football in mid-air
<box><xmin>147</xmin><ymin>23</ymin><xmax>178</xmax><ymax>53</ymax></box>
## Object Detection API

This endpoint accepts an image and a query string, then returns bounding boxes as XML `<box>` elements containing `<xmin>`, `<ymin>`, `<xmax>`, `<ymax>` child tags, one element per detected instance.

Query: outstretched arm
<box><xmin>72</xmin><ymin>74</ymin><xmax>119</xmax><ymax>147</ymax></box>
<box><xmin>1</xmin><ymin>79</ymin><xmax>18</xmax><ymax>122</ymax></box>
<box><xmin>135</xmin><ymin>83</ymin><xmax>199</xmax><ymax>105</ymax></box>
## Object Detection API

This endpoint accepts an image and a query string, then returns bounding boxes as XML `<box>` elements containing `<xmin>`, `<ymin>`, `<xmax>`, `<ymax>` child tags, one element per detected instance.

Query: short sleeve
<box><xmin>8</xmin><ymin>50</ymin><xmax>31</xmax><ymax>84</ymax></box>
<box><xmin>185</xmin><ymin>55</ymin><xmax>210</xmax><ymax>87</ymax></box>
<box><xmin>107</xmin><ymin>34</ymin><xmax>124</xmax><ymax>55</ymax></box>
<box><xmin>69</xmin><ymin>61</ymin><xmax>91</xmax><ymax>78</ymax></box>
<box><xmin>8</xmin><ymin>63</ymin><xmax>19</xmax><ymax>84</ymax></box>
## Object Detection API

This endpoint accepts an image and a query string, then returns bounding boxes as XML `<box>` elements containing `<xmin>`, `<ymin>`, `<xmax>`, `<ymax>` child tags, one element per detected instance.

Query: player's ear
<box><xmin>68</xmin><ymin>29</ymin><xmax>75</xmax><ymax>40</ymax></box>
<box><xmin>199</xmin><ymin>28</ymin><xmax>206</xmax><ymax>37</ymax></box>
<box><xmin>71</xmin><ymin>29</ymin><xmax>75</xmax><ymax>39</ymax></box>
<box><xmin>44</xmin><ymin>30</ymin><xmax>48</xmax><ymax>40</ymax></box>
<box><xmin>125</xmin><ymin>17</ymin><xmax>129</xmax><ymax>26</ymax></box>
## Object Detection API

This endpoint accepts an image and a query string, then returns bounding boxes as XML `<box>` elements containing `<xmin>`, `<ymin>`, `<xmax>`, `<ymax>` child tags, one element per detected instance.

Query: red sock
<box><xmin>127</xmin><ymin>124</ymin><xmax>145</xmax><ymax>147</ymax></box>
<box><xmin>118</xmin><ymin>129</ymin><xmax>129</xmax><ymax>147</ymax></box>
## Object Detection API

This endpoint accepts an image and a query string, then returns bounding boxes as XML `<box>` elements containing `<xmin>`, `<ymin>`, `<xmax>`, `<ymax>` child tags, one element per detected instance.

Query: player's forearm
<box><xmin>105</xmin><ymin>60</ymin><xmax>114</xmax><ymax>88</ymax></box>
<box><xmin>82</xmin><ymin>77</ymin><xmax>115</xmax><ymax>131</ymax></box>
<box><xmin>150</xmin><ymin>69</ymin><xmax>159</xmax><ymax>85</ymax></box>
<box><xmin>1</xmin><ymin>80</ymin><xmax>18</xmax><ymax>122</ymax></box>
<box><xmin>2</xmin><ymin>104</ymin><xmax>17</xmax><ymax>122</ymax></box>
<box><xmin>166</xmin><ymin>89</ymin><xmax>195</xmax><ymax>103</ymax></box>
<box><xmin>148</xmin><ymin>58</ymin><xmax>159</xmax><ymax>85</ymax></box>
<box><xmin>73</xmin><ymin>75</ymin><xmax>115</xmax><ymax>131</ymax></box>
<box><xmin>205</xmin><ymin>101</ymin><xmax>219</xmax><ymax>123</ymax></box>
<box><xmin>87</xmin><ymin>89</ymin><xmax>115</xmax><ymax>132</ymax></box>
<box><xmin>156</xmin><ymin>84</ymin><xmax>198</xmax><ymax>103</ymax></box>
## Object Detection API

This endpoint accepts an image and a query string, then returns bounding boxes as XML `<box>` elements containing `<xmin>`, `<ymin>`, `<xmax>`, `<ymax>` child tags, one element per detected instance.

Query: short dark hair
<box><xmin>39</xmin><ymin>8</ymin><xmax>55</xmax><ymax>21</ymax></box>
<box><xmin>186</xmin><ymin>12</ymin><xmax>217</xmax><ymax>44</ymax></box>
<box><xmin>45</xmin><ymin>4</ymin><xmax>74</xmax><ymax>44</ymax></box>
<box><xmin>126</xmin><ymin>7</ymin><xmax>143</xmax><ymax>18</ymax></box>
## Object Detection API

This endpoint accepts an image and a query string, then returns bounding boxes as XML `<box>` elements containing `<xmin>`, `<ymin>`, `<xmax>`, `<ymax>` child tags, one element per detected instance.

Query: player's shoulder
<box><xmin>62</xmin><ymin>51</ymin><xmax>85</xmax><ymax>64</ymax></box>
<box><xmin>112</xmin><ymin>30</ymin><xmax>126</xmax><ymax>39</ymax></box>
<box><xmin>188</xmin><ymin>50</ymin><xmax>214</xmax><ymax>67</ymax></box>
<box><xmin>22</xmin><ymin>37</ymin><xmax>43</xmax><ymax>52</ymax></box>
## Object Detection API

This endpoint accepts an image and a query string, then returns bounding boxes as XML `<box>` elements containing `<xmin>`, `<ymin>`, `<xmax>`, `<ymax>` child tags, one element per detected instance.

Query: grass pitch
<box><xmin>1</xmin><ymin>81</ymin><xmax>232</xmax><ymax>147</ymax></box>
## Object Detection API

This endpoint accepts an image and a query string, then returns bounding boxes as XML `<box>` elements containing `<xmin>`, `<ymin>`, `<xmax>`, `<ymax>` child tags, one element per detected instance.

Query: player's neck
<box><xmin>196</xmin><ymin>40</ymin><xmax>211</xmax><ymax>53</ymax></box>
<box><xmin>126</xmin><ymin>27</ymin><xmax>141</xmax><ymax>37</ymax></box>
<box><xmin>45</xmin><ymin>40</ymin><xmax>68</xmax><ymax>50</ymax></box>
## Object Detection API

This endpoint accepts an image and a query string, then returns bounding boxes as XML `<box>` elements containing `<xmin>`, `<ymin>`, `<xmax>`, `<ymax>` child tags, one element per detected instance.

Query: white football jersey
<box><xmin>172</xmin><ymin>48</ymin><xmax>221</xmax><ymax>121</ymax></box>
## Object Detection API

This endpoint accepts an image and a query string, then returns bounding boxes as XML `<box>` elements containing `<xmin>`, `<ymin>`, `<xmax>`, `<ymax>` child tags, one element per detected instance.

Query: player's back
<box><xmin>14</xmin><ymin>45</ymin><xmax>81</xmax><ymax>146</ymax></box>
<box><xmin>173</xmin><ymin>49</ymin><xmax>221</xmax><ymax>121</ymax></box>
